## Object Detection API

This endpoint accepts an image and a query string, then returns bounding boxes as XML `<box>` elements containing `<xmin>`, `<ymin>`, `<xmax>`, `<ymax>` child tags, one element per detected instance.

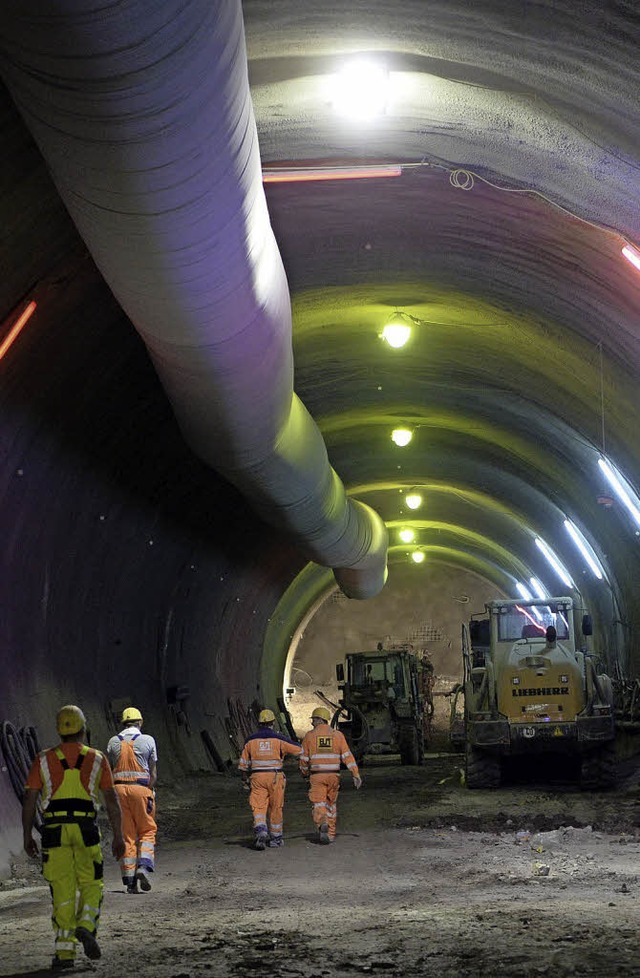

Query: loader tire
<box><xmin>399</xmin><ymin>727</ymin><xmax>421</xmax><ymax>765</ymax></box>
<box><xmin>580</xmin><ymin>742</ymin><xmax>616</xmax><ymax>790</ymax></box>
<box><xmin>465</xmin><ymin>744</ymin><xmax>501</xmax><ymax>789</ymax></box>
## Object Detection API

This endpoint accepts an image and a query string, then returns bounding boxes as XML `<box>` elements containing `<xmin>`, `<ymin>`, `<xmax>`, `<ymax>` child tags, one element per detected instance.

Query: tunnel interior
<box><xmin>1</xmin><ymin>0</ymin><xmax>640</xmax><ymax>891</ymax></box>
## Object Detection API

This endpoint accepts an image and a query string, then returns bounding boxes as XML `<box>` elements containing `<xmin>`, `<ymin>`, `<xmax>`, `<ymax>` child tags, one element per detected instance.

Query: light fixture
<box><xmin>399</xmin><ymin>528</ymin><xmax>415</xmax><ymax>543</ymax></box>
<box><xmin>330</xmin><ymin>60</ymin><xmax>390</xmax><ymax>120</ymax></box>
<box><xmin>405</xmin><ymin>492</ymin><xmax>423</xmax><ymax>510</ymax></box>
<box><xmin>534</xmin><ymin>538</ymin><xmax>575</xmax><ymax>590</ymax></box>
<box><xmin>516</xmin><ymin>582</ymin><xmax>532</xmax><ymax>601</ymax></box>
<box><xmin>381</xmin><ymin>320</ymin><xmax>412</xmax><ymax>349</ymax></box>
<box><xmin>622</xmin><ymin>243</ymin><xmax>640</xmax><ymax>273</ymax></box>
<box><xmin>391</xmin><ymin>428</ymin><xmax>413</xmax><ymax>447</ymax></box>
<box><xmin>262</xmin><ymin>164</ymin><xmax>402</xmax><ymax>184</ymax></box>
<box><xmin>0</xmin><ymin>300</ymin><xmax>37</xmax><ymax>361</ymax></box>
<box><xmin>563</xmin><ymin>519</ymin><xmax>604</xmax><ymax>580</ymax></box>
<box><xmin>411</xmin><ymin>550</ymin><xmax>426</xmax><ymax>564</ymax></box>
<box><xmin>529</xmin><ymin>577</ymin><xmax>548</xmax><ymax>599</ymax></box>
<box><xmin>598</xmin><ymin>456</ymin><xmax>640</xmax><ymax>529</ymax></box>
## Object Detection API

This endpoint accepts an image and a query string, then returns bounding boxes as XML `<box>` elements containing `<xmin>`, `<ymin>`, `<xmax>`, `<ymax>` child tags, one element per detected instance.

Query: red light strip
<box><xmin>0</xmin><ymin>300</ymin><xmax>37</xmax><ymax>361</ymax></box>
<box><xmin>262</xmin><ymin>164</ymin><xmax>402</xmax><ymax>184</ymax></box>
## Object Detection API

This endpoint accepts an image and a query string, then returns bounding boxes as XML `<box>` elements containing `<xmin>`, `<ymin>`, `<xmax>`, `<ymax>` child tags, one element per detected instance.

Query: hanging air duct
<box><xmin>0</xmin><ymin>0</ymin><xmax>388</xmax><ymax>598</ymax></box>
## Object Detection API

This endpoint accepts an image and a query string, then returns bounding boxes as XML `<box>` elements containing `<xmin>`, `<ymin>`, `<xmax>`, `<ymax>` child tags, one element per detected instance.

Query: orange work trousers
<box><xmin>114</xmin><ymin>783</ymin><xmax>157</xmax><ymax>882</ymax></box>
<box><xmin>248</xmin><ymin>771</ymin><xmax>287</xmax><ymax>839</ymax></box>
<box><xmin>308</xmin><ymin>772</ymin><xmax>340</xmax><ymax>839</ymax></box>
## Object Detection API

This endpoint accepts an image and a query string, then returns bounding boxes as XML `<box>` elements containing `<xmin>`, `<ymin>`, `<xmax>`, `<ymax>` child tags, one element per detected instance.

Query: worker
<box><xmin>22</xmin><ymin>704</ymin><xmax>125</xmax><ymax>971</ymax></box>
<box><xmin>106</xmin><ymin>706</ymin><xmax>158</xmax><ymax>893</ymax></box>
<box><xmin>238</xmin><ymin>708</ymin><xmax>302</xmax><ymax>850</ymax></box>
<box><xmin>299</xmin><ymin>706</ymin><xmax>362</xmax><ymax>844</ymax></box>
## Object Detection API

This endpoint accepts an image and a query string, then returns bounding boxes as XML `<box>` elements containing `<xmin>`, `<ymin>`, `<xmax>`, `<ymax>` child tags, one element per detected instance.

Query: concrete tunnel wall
<box><xmin>0</xmin><ymin>256</ymin><xmax>305</xmax><ymax>873</ymax></box>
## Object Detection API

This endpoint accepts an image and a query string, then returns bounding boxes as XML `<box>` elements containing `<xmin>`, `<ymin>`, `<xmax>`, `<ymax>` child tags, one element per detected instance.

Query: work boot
<box><xmin>254</xmin><ymin>831</ymin><xmax>269</xmax><ymax>851</ymax></box>
<box><xmin>75</xmin><ymin>927</ymin><xmax>101</xmax><ymax>960</ymax></box>
<box><xmin>318</xmin><ymin>823</ymin><xmax>331</xmax><ymax>845</ymax></box>
<box><xmin>269</xmin><ymin>835</ymin><xmax>284</xmax><ymax>848</ymax></box>
<box><xmin>136</xmin><ymin>870</ymin><xmax>152</xmax><ymax>892</ymax></box>
<box><xmin>126</xmin><ymin>878</ymin><xmax>139</xmax><ymax>894</ymax></box>
<box><xmin>51</xmin><ymin>957</ymin><xmax>75</xmax><ymax>970</ymax></box>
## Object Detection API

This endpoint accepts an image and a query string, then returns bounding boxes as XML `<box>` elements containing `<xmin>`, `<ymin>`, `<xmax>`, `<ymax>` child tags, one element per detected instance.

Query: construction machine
<box><xmin>461</xmin><ymin>596</ymin><xmax>615</xmax><ymax>789</ymax></box>
<box><xmin>334</xmin><ymin>644</ymin><xmax>433</xmax><ymax>765</ymax></box>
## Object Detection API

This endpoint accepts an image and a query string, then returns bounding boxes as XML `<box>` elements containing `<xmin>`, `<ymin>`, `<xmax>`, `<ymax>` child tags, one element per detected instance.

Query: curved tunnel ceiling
<box><xmin>2</xmin><ymin>2</ymin><xmax>640</xmax><ymax>659</ymax></box>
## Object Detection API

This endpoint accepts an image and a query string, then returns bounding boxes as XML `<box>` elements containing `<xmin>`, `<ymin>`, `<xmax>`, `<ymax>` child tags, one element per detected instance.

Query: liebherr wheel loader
<box><xmin>462</xmin><ymin>597</ymin><xmax>615</xmax><ymax>789</ymax></box>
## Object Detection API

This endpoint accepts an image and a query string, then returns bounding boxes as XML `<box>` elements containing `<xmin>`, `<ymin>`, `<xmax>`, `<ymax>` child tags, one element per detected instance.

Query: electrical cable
<box><xmin>0</xmin><ymin>720</ymin><xmax>43</xmax><ymax>831</ymax></box>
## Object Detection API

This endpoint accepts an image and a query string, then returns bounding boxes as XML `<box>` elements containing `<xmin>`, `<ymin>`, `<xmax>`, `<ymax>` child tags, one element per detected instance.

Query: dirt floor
<box><xmin>3</xmin><ymin>746</ymin><xmax>640</xmax><ymax>978</ymax></box>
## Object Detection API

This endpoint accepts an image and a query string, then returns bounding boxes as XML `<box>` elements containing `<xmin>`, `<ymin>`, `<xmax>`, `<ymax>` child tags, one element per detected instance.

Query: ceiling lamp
<box><xmin>598</xmin><ymin>456</ymin><xmax>640</xmax><ymax>529</ymax></box>
<box><xmin>534</xmin><ymin>537</ymin><xmax>575</xmax><ymax>590</ymax></box>
<box><xmin>529</xmin><ymin>577</ymin><xmax>548</xmax><ymax>599</ymax></box>
<box><xmin>516</xmin><ymin>582</ymin><xmax>532</xmax><ymax>601</ymax></box>
<box><xmin>331</xmin><ymin>60</ymin><xmax>389</xmax><ymax>120</ymax></box>
<box><xmin>399</xmin><ymin>528</ymin><xmax>415</xmax><ymax>543</ymax></box>
<box><xmin>381</xmin><ymin>311</ymin><xmax>413</xmax><ymax>349</ymax></box>
<box><xmin>411</xmin><ymin>551</ymin><xmax>426</xmax><ymax>564</ymax></box>
<box><xmin>563</xmin><ymin>519</ymin><xmax>605</xmax><ymax>580</ymax></box>
<box><xmin>622</xmin><ymin>243</ymin><xmax>640</xmax><ymax>272</ymax></box>
<box><xmin>405</xmin><ymin>492</ymin><xmax>423</xmax><ymax>510</ymax></box>
<box><xmin>391</xmin><ymin>428</ymin><xmax>413</xmax><ymax>447</ymax></box>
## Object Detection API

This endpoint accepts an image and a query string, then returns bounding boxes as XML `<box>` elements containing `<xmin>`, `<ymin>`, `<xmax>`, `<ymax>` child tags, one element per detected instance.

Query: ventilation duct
<box><xmin>0</xmin><ymin>0</ymin><xmax>388</xmax><ymax>598</ymax></box>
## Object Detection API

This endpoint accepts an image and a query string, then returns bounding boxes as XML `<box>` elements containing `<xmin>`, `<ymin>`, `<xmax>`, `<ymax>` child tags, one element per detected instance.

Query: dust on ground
<box><xmin>3</xmin><ymin>748</ymin><xmax>640</xmax><ymax>978</ymax></box>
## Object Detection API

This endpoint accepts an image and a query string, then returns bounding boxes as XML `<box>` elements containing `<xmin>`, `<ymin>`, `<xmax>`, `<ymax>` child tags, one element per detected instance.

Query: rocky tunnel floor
<box><xmin>2</xmin><ymin>750</ymin><xmax>640</xmax><ymax>978</ymax></box>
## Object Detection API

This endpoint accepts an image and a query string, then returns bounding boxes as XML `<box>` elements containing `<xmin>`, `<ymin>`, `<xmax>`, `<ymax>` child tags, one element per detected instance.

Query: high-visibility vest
<box><xmin>40</xmin><ymin>746</ymin><xmax>100</xmax><ymax>824</ymax></box>
<box><xmin>113</xmin><ymin>734</ymin><xmax>150</xmax><ymax>786</ymax></box>
<box><xmin>300</xmin><ymin>723</ymin><xmax>359</xmax><ymax>775</ymax></box>
<box><xmin>238</xmin><ymin>730</ymin><xmax>301</xmax><ymax>773</ymax></box>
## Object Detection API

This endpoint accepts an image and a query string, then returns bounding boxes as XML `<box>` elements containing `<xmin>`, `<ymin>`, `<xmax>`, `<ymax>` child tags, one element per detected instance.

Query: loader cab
<box><xmin>338</xmin><ymin>652</ymin><xmax>409</xmax><ymax>702</ymax></box>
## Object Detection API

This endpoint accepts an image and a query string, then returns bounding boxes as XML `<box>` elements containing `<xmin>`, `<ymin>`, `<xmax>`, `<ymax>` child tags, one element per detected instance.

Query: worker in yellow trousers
<box><xmin>106</xmin><ymin>706</ymin><xmax>158</xmax><ymax>893</ymax></box>
<box><xmin>238</xmin><ymin>709</ymin><xmax>302</xmax><ymax>849</ymax></box>
<box><xmin>23</xmin><ymin>705</ymin><xmax>125</xmax><ymax>971</ymax></box>
<box><xmin>300</xmin><ymin>706</ymin><xmax>362</xmax><ymax>844</ymax></box>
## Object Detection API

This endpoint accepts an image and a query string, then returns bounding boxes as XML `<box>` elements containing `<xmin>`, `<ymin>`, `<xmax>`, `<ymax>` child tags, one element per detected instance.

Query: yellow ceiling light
<box><xmin>399</xmin><ymin>528</ymin><xmax>415</xmax><ymax>543</ymax></box>
<box><xmin>391</xmin><ymin>427</ymin><xmax>413</xmax><ymax>447</ymax></box>
<box><xmin>381</xmin><ymin>320</ymin><xmax>411</xmax><ymax>348</ymax></box>
<box><xmin>405</xmin><ymin>492</ymin><xmax>422</xmax><ymax>510</ymax></box>
<box><xmin>411</xmin><ymin>551</ymin><xmax>426</xmax><ymax>564</ymax></box>
<box><xmin>380</xmin><ymin>310</ymin><xmax>416</xmax><ymax>349</ymax></box>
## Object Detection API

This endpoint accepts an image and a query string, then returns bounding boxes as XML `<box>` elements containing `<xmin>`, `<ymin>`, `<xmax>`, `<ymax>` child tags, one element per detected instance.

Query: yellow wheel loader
<box><xmin>462</xmin><ymin>597</ymin><xmax>615</xmax><ymax>789</ymax></box>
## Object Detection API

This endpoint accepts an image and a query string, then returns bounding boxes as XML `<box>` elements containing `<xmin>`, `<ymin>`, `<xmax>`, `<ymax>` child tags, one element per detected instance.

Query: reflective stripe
<box><xmin>250</xmin><ymin>761</ymin><xmax>284</xmax><ymax>770</ymax></box>
<box><xmin>39</xmin><ymin>752</ymin><xmax>53</xmax><ymax>807</ymax></box>
<box><xmin>310</xmin><ymin>753</ymin><xmax>341</xmax><ymax>761</ymax></box>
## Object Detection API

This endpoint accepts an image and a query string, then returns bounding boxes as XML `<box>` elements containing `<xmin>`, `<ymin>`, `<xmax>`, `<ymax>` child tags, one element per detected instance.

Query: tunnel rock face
<box><xmin>1</xmin><ymin>0</ymin><xmax>640</xmax><ymax>874</ymax></box>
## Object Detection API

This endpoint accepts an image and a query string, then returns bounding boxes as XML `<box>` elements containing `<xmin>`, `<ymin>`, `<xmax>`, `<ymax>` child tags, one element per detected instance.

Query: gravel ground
<box><xmin>3</xmin><ymin>751</ymin><xmax>640</xmax><ymax>977</ymax></box>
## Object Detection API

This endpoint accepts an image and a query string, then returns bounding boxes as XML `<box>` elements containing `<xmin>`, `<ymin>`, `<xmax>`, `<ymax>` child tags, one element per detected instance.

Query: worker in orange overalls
<box><xmin>238</xmin><ymin>708</ymin><xmax>302</xmax><ymax>849</ymax></box>
<box><xmin>106</xmin><ymin>707</ymin><xmax>157</xmax><ymax>893</ymax></box>
<box><xmin>22</xmin><ymin>705</ymin><xmax>125</xmax><ymax>970</ymax></box>
<box><xmin>300</xmin><ymin>706</ymin><xmax>362</xmax><ymax>844</ymax></box>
